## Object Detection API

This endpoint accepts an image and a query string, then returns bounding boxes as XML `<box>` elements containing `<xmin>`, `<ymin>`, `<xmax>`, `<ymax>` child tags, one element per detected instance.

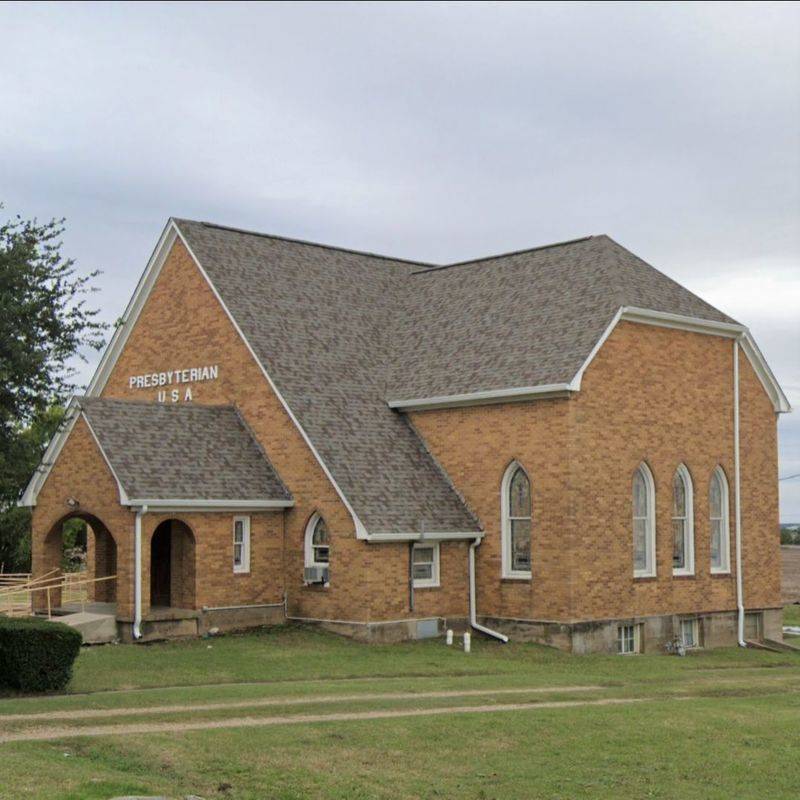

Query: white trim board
<box><xmin>20</xmin><ymin>398</ymin><xmax>82</xmax><ymax>507</ymax></box>
<box><xmin>387</xmin><ymin>306</ymin><xmax>790</xmax><ymax>413</ymax></box>
<box><xmin>22</xmin><ymin>219</ymin><xmax>370</xmax><ymax>538</ymax></box>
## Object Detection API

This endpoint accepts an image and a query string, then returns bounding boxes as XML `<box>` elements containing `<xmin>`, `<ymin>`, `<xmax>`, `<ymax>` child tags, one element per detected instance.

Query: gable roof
<box><xmin>77</xmin><ymin>398</ymin><xmax>292</xmax><ymax>508</ymax></box>
<box><xmin>387</xmin><ymin>234</ymin><xmax>737</xmax><ymax>403</ymax></box>
<box><xmin>22</xmin><ymin>218</ymin><xmax>789</xmax><ymax>536</ymax></box>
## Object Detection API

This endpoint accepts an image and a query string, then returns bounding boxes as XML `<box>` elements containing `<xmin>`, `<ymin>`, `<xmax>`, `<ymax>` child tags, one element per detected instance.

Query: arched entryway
<box><xmin>150</xmin><ymin>519</ymin><xmax>196</xmax><ymax>610</ymax></box>
<box><xmin>39</xmin><ymin>512</ymin><xmax>117</xmax><ymax>612</ymax></box>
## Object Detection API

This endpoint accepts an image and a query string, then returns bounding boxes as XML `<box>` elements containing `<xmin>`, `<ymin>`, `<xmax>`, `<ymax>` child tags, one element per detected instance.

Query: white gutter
<box><xmin>468</xmin><ymin>537</ymin><xmax>508</xmax><ymax>642</ymax></box>
<box><xmin>733</xmin><ymin>340</ymin><xmax>746</xmax><ymax>647</ymax></box>
<box><xmin>388</xmin><ymin>383</ymin><xmax>572</xmax><ymax>412</ymax></box>
<box><xmin>125</xmin><ymin>498</ymin><xmax>294</xmax><ymax>511</ymax></box>
<box><xmin>365</xmin><ymin>530</ymin><xmax>484</xmax><ymax>543</ymax></box>
<box><xmin>133</xmin><ymin>505</ymin><xmax>147</xmax><ymax>640</ymax></box>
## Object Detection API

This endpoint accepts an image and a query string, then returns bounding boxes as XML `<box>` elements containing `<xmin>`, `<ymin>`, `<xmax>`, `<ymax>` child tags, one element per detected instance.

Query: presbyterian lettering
<box><xmin>128</xmin><ymin>364</ymin><xmax>219</xmax><ymax>390</ymax></box>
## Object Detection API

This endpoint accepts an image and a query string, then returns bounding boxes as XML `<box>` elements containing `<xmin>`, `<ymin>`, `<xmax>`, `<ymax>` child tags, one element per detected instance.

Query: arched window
<box><xmin>633</xmin><ymin>463</ymin><xmax>656</xmax><ymax>578</ymax></box>
<box><xmin>501</xmin><ymin>462</ymin><xmax>532</xmax><ymax>579</ymax></box>
<box><xmin>709</xmin><ymin>466</ymin><xmax>731</xmax><ymax>573</ymax></box>
<box><xmin>672</xmin><ymin>464</ymin><xmax>694</xmax><ymax>575</ymax></box>
<box><xmin>304</xmin><ymin>513</ymin><xmax>330</xmax><ymax>568</ymax></box>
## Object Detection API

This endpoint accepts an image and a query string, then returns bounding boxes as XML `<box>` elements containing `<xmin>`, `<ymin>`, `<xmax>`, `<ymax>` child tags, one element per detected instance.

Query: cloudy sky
<box><xmin>2</xmin><ymin>1</ymin><xmax>799</xmax><ymax>518</ymax></box>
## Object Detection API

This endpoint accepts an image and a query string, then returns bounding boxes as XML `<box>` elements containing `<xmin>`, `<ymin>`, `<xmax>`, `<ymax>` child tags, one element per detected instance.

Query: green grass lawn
<box><xmin>783</xmin><ymin>603</ymin><xmax>800</xmax><ymax>627</ymax></box>
<box><xmin>0</xmin><ymin>622</ymin><xmax>798</xmax><ymax>800</ymax></box>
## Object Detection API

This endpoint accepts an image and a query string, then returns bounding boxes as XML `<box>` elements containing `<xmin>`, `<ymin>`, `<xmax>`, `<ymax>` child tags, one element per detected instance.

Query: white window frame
<box><xmin>501</xmin><ymin>461</ymin><xmax>532</xmax><ymax>580</ymax></box>
<box><xmin>710</xmin><ymin>466</ymin><xmax>731</xmax><ymax>574</ymax></box>
<box><xmin>304</xmin><ymin>512</ymin><xmax>330</xmax><ymax>570</ymax></box>
<box><xmin>232</xmin><ymin>515</ymin><xmax>251</xmax><ymax>574</ymax></box>
<box><xmin>633</xmin><ymin>462</ymin><xmax>657</xmax><ymax>579</ymax></box>
<box><xmin>617</xmin><ymin>623</ymin><xmax>641</xmax><ymax>655</ymax></box>
<box><xmin>671</xmin><ymin>463</ymin><xmax>695</xmax><ymax>577</ymax></box>
<box><xmin>411</xmin><ymin>542</ymin><xmax>440</xmax><ymax>588</ymax></box>
<box><xmin>679</xmin><ymin>618</ymin><xmax>700</xmax><ymax>649</ymax></box>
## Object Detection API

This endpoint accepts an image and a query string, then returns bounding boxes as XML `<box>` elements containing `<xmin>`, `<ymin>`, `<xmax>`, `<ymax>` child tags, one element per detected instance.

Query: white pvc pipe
<box><xmin>733</xmin><ymin>341</ymin><xmax>746</xmax><ymax>647</ymax></box>
<box><xmin>132</xmin><ymin>505</ymin><xmax>147</xmax><ymax>640</ymax></box>
<box><xmin>469</xmin><ymin>537</ymin><xmax>508</xmax><ymax>642</ymax></box>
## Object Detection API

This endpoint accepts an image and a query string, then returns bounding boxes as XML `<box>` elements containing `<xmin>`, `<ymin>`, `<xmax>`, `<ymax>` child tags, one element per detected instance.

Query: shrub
<box><xmin>0</xmin><ymin>616</ymin><xmax>82</xmax><ymax>692</ymax></box>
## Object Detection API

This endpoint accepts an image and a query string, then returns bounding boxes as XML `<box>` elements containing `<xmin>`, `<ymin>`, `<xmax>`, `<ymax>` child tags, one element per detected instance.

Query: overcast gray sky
<box><xmin>2</xmin><ymin>1</ymin><xmax>799</xmax><ymax>518</ymax></box>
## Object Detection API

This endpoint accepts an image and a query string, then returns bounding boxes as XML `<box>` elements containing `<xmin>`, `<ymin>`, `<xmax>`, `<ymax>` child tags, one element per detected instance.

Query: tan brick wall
<box><xmin>31</xmin><ymin>239</ymin><xmax>781</xmax><ymax>634</ymax></box>
<box><xmin>409</xmin><ymin>399</ymin><xmax>573</xmax><ymax>621</ymax></box>
<box><xmin>99</xmin><ymin>241</ymin><xmax>373</xmax><ymax>621</ymax></box>
<box><xmin>411</xmin><ymin>321</ymin><xmax>781</xmax><ymax>624</ymax></box>
<box><xmin>138</xmin><ymin>512</ymin><xmax>284</xmax><ymax>616</ymax></box>
<box><xmin>31</xmin><ymin>417</ymin><xmax>135</xmax><ymax>617</ymax></box>
<box><xmin>570</xmin><ymin>322</ymin><xmax>780</xmax><ymax>620</ymax></box>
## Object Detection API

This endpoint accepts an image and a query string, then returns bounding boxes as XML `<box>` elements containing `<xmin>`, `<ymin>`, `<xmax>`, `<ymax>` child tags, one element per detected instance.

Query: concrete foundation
<box><xmin>107</xmin><ymin>606</ymin><xmax>782</xmax><ymax>652</ymax></box>
<box><xmin>478</xmin><ymin>607</ymin><xmax>783</xmax><ymax>654</ymax></box>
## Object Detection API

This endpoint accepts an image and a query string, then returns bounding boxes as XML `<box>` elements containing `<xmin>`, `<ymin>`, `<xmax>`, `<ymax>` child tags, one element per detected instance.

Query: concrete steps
<box><xmin>57</xmin><ymin>610</ymin><xmax>118</xmax><ymax>644</ymax></box>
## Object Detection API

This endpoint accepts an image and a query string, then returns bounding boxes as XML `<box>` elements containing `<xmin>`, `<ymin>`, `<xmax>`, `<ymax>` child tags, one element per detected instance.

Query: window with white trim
<box><xmin>617</xmin><ymin>623</ymin><xmax>641</xmax><ymax>654</ymax></box>
<box><xmin>304</xmin><ymin>513</ymin><xmax>330</xmax><ymax>568</ymax></box>
<box><xmin>411</xmin><ymin>542</ymin><xmax>440</xmax><ymax>588</ymax></box>
<box><xmin>679</xmin><ymin>618</ymin><xmax>699</xmax><ymax>648</ymax></box>
<box><xmin>233</xmin><ymin>516</ymin><xmax>250</xmax><ymax>573</ymax></box>
<box><xmin>709</xmin><ymin>466</ymin><xmax>731</xmax><ymax>573</ymax></box>
<box><xmin>501</xmin><ymin>462</ymin><xmax>532</xmax><ymax>579</ymax></box>
<box><xmin>632</xmin><ymin>463</ymin><xmax>656</xmax><ymax>578</ymax></box>
<box><xmin>672</xmin><ymin>464</ymin><xmax>694</xmax><ymax>576</ymax></box>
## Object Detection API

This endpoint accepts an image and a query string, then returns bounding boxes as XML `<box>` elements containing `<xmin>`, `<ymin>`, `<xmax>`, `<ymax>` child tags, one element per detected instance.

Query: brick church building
<box><xmin>22</xmin><ymin>219</ymin><xmax>790</xmax><ymax>652</ymax></box>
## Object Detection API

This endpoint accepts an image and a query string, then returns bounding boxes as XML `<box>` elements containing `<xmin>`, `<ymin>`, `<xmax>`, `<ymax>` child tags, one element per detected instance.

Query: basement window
<box><xmin>679</xmin><ymin>618</ymin><xmax>700</xmax><ymax>649</ymax></box>
<box><xmin>233</xmin><ymin>516</ymin><xmax>251</xmax><ymax>574</ymax></box>
<box><xmin>617</xmin><ymin>623</ymin><xmax>642</xmax><ymax>655</ymax></box>
<box><xmin>412</xmin><ymin>542</ymin><xmax>440</xmax><ymax>588</ymax></box>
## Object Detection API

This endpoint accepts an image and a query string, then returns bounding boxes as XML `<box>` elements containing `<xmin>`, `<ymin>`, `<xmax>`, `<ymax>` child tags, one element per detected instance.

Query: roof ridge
<box><xmin>410</xmin><ymin>235</ymin><xmax>596</xmax><ymax>275</ymax></box>
<box><xmin>176</xmin><ymin>219</ymin><xmax>435</xmax><ymax>269</ymax></box>
<box><xmin>596</xmin><ymin>235</ymin><xmax>739</xmax><ymax>324</ymax></box>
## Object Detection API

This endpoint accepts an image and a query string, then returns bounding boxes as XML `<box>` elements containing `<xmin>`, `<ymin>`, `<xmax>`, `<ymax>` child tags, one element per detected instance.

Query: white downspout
<box><xmin>469</xmin><ymin>537</ymin><xmax>508</xmax><ymax>643</ymax></box>
<box><xmin>133</xmin><ymin>504</ymin><xmax>147</xmax><ymax>640</ymax></box>
<box><xmin>733</xmin><ymin>340</ymin><xmax>746</xmax><ymax>647</ymax></box>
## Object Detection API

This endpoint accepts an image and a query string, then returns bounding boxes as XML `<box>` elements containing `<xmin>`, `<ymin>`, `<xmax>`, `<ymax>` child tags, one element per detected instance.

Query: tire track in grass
<box><xmin>0</xmin><ymin>685</ymin><xmax>602</xmax><ymax>724</ymax></box>
<box><xmin>0</xmin><ymin>697</ymin><xmax>645</xmax><ymax>743</ymax></box>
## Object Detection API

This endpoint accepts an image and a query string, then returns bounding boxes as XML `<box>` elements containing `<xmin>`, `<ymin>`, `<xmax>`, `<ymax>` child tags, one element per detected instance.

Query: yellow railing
<box><xmin>0</xmin><ymin>572</ymin><xmax>117</xmax><ymax>619</ymax></box>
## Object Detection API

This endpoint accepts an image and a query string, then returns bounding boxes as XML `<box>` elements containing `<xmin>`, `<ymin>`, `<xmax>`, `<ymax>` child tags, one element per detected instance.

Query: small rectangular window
<box><xmin>617</xmin><ymin>623</ymin><xmax>641</xmax><ymax>654</ymax></box>
<box><xmin>680</xmin><ymin>618</ymin><xmax>699</xmax><ymax>648</ymax></box>
<box><xmin>233</xmin><ymin>516</ymin><xmax>251</xmax><ymax>574</ymax></box>
<box><xmin>412</xmin><ymin>543</ymin><xmax>439</xmax><ymax>588</ymax></box>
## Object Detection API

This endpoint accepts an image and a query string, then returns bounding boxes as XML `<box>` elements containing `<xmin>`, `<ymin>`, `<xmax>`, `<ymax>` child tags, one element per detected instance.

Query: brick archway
<box><xmin>149</xmin><ymin>519</ymin><xmax>196</xmax><ymax>610</ymax></box>
<box><xmin>38</xmin><ymin>511</ymin><xmax>118</xmax><ymax>611</ymax></box>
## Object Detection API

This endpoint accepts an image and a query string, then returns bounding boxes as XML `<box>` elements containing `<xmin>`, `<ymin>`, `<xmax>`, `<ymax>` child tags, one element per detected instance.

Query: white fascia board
<box><xmin>615</xmin><ymin>307</ymin><xmax>789</xmax><ymax>413</ymax></box>
<box><xmin>364</xmin><ymin>530</ymin><xmax>484</xmax><ymax>543</ymax></box>
<box><xmin>387</xmin><ymin>383</ymin><xmax>573</xmax><ymax>412</ymax></box>
<box><xmin>619</xmin><ymin>306</ymin><xmax>746</xmax><ymax>338</ymax></box>
<box><xmin>19</xmin><ymin>398</ymin><xmax>82</xmax><ymax>507</ymax></box>
<box><xmin>567</xmin><ymin>308</ymin><xmax>623</xmax><ymax>391</ymax></box>
<box><xmin>87</xmin><ymin>221</ymin><xmax>178</xmax><ymax>397</ymax></box>
<box><xmin>126</xmin><ymin>498</ymin><xmax>294</xmax><ymax>511</ymax></box>
<box><xmin>386</xmin><ymin>304</ymin><xmax>789</xmax><ymax>416</ymax></box>
<box><xmin>81</xmin><ymin>413</ymin><xmax>131</xmax><ymax>505</ymax></box>
<box><xmin>738</xmin><ymin>330</ymin><xmax>791</xmax><ymax>413</ymax></box>
<box><xmin>170</xmin><ymin>223</ymin><xmax>370</xmax><ymax>539</ymax></box>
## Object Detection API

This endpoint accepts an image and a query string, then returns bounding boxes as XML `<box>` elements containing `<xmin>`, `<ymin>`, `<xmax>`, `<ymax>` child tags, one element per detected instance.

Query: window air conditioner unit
<box><xmin>304</xmin><ymin>566</ymin><xmax>329</xmax><ymax>584</ymax></box>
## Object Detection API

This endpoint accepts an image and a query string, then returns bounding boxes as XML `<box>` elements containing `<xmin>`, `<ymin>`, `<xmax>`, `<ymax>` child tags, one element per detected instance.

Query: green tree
<box><xmin>0</xmin><ymin>209</ymin><xmax>106</xmax><ymax>572</ymax></box>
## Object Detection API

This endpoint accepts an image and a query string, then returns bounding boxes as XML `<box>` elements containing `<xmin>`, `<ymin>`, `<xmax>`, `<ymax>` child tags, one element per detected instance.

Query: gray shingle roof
<box><xmin>388</xmin><ymin>234</ymin><xmax>736</xmax><ymax>401</ymax></box>
<box><xmin>174</xmin><ymin>220</ymin><xmax>735</xmax><ymax>534</ymax></box>
<box><xmin>78</xmin><ymin>397</ymin><xmax>291</xmax><ymax>503</ymax></box>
